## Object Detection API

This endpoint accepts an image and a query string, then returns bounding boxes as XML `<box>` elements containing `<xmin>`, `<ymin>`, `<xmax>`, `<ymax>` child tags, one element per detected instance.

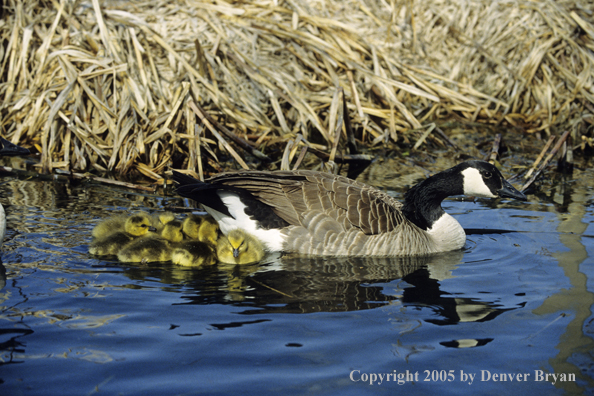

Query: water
<box><xmin>0</xmin><ymin>161</ymin><xmax>593</xmax><ymax>395</ymax></box>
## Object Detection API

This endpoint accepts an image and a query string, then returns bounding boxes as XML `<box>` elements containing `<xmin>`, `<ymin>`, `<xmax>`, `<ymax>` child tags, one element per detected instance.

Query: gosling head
<box><xmin>161</xmin><ymin>220</ymin><xmax>184</xmax><ymax>243</ymax></box>
<box><xmin>229</xmin><ymin>230</ymin><xmax>247</xmax><ymax>258</ymax></box>
<box><xmin>157</xmin><ymin>212</ymin><xmax>176</xmax><ymax>225</ymax></box>
<box><xmin>124</xmin><ymin>214</ymin><xmax>156</xmax><ymax>236</ymax></box>
<box><xmin>217</xmin><ymin>229</ymin><xmax>265</xmax><ymax>264</ymax></box>
<box><xmin>460</xmin><ymin>160</ymin><xmax>526</xmax><ymax>201</ymax></box>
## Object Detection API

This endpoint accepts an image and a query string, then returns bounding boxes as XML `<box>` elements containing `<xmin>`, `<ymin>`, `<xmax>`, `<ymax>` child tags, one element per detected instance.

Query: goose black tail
<box><xmin>172</xmin><ymin>171</ymin><xmax>234</xmax><ymax>217</ymax></box>
<box><xmin>171</xmin><ymin>171</ymin><xmax>290</xmax><ymax>229</ymax></box>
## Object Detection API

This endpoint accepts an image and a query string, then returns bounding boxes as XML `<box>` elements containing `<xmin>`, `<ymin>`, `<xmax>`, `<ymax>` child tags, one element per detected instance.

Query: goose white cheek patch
<box><xmin>461</xmin><ymin>168</ymin><xmax>496</xmax><ymax>198</ymax></box>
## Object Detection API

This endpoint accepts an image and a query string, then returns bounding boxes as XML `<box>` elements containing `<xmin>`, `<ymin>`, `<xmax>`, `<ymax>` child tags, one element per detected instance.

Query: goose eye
<box><xmin>483</xmin><ymin>171</ymin><xmax>492</xmax><ymax>179</ymax></box>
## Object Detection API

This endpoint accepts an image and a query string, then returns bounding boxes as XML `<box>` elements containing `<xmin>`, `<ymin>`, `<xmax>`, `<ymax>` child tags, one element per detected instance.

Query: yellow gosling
<box><xmin>182</xmin><ymin>214</ymin><xmax>219</xmax><ymax>246</ymax></box>
<box><xmin>117</xmin><ymin>237</ymin><xmax>171</xmax><ymax>263</ymax></box>
<box><xmin>91</xmin><ymin>212</ymin><xmax>152</xmax><ymax>240</ymax></box>
<box><xmin>198</xmin><ymin>216</ymin><xmax>219</xmax><ymax>246</ymax></box>
<box><xmin>171</xmin><ymin>241</ymin><xmax>217</xmax><ymax>267</ymax></box>
<box><xmin>182</xmin><ymin>214</ymin><xmax>203</xmax><ymax>239</ymax></box>
<box><xmin>158</xmin><ymin>212</ymin><xmax>177</xmax><ymax>224</ymax></box>
<box><xmin>117</xmin><ymin>221</ymin><xmax>184</xmax><ymax>263</ymax></box>
<box><xmin>160</xmin><ymin>220</ymin><xmax>184</xmax><ymax>243</ymax></box>
<box><xmin>216</xmin><ymin>229</ymin><xmax>265</xmax><ymax>265</ymax></box>
<box><xmin>89</xmin><ymin>214</ymin><xmax>155</xmax><ymax>256</ymax></box>
<box><xmin>152</xmin><ymin>211</ymin><xmax>177</xmax><ymax>232</ymax></box>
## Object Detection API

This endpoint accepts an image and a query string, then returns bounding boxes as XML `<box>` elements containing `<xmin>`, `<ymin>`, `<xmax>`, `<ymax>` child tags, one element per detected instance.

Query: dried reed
<box><xmin>0</xmin><ymin>0</ymin><xmax>592</xmax><ymax>179</ymax></box>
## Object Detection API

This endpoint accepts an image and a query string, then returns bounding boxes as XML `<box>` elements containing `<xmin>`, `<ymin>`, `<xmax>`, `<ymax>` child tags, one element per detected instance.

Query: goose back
<box><xmin>184</xmin><ymin>170</ymin><xmax>408</xmax><ymax>234</ymax></box>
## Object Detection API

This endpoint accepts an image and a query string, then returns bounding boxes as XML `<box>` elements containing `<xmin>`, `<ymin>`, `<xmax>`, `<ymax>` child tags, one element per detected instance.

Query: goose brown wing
<box><xmin>206</xmin><ymin>170</ymin><xmax>406</xmax><ymax>235</ymax></box>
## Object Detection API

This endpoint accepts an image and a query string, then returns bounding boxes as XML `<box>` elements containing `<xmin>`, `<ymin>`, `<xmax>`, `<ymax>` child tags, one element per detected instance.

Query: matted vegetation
<box><xmin>1</xmin><ymin>0</ymin><xmax>593</xmax><ymax>181</ymax></box>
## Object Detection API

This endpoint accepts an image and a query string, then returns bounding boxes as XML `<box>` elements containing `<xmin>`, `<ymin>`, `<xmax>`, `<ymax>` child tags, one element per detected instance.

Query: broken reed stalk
<box><xmin>557</xmin><ymin>134</ymin><xmax>573</xmax><ymax>173</ymax></box>
<box><xmin>523</xmin><ymin>135</ymin><xmax>556</xmax><ymax>181</ymax></box>
<box><xmin>328</xmin><ymin>89</ymin><xmax>344</xmax><ymax>163</ymax></box>
<box><xmin>343</xmin><ymin>86</ymin><xmax>358</xmax><ymax>155</ymax></box>
<box><xmin>412</xmin><ymin>123</ymin><xmax>436</xmax><ymax>150</ymax></box>
<box><xmin>521</xmin><ymin>130</ymin><xmax>571</xmax><ymax>192</ymax></box>
<box><xmin>280</xmin><ymin>139</ymin><xmax>294</xmax><ymax>171</ymax></box>
<box><xmin>288</xmin><ymin>134</ymin><xmax>304</xmax><ymax>166</ymax></box>
<box><xmin>487</xmin><ymin>133</ymin><xmax>502</xmax><ymax>164</ymax></box>
<box><xmin>292</xmin><ymin>146</ymin><xmax>309</xmax><ymax>170</ymax></box>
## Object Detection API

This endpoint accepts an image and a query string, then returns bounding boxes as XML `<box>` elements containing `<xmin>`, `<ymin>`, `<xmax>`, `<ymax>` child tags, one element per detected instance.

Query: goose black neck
<box><xmin>401</xmin><ymin>166</ymin><xmax>464</xmax><ymax>230</ymax></box>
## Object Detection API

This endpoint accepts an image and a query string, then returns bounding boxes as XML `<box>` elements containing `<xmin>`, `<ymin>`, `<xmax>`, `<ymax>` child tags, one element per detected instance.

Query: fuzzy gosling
<box><xmin>171</xmin><ymin>241</ymin><xmax>217</xmax><ymax>267</ymax></box>
<box><xmin>117</xmin><ymin>220</ymin><xmax>183</xmax><ymax>263</ymax></box>
<box><xmin>216</xmin><ymin>229</ymin><xmax>265</xmax><ymax>265</ymax></box>
<box><xmin>91</xmin><ymin>212</ymin><xmax>153</xmax><ymax>240</ymax></box>
<box><xmin>89</xmin><ymin>214</ymin><xmax>155</xmax><ymax>256</ymax></box>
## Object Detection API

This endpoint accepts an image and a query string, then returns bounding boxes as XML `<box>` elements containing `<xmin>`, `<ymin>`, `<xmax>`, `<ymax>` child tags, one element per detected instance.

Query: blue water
<box><xmin>0</xmin><ymin>168</ymin><xmax>593</xmax><ymax>395</ymax></box>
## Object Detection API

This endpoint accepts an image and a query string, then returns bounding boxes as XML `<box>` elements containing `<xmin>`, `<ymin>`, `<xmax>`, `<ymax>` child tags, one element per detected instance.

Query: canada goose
<box><xmin>173</xmin><ymin>160</ymin><xmax>526</xmax><ymax>256</ymax></box>
<box><xmin>92</xmin><ymin>212</ymin><xmax>173</xmax><ymax>239</ymax></box>
<box><xmin>171</xmin><ymin>240</ymin><xmax>217</xmax><ymax>267</ymax></box>
<box><xmin>216</xmin><ymin>229</ymin><xmax>266</xmax><ymax>264</ymax></box>
<box><xmin>0</xmin><ymin>137</ymin><xmax>30</xmax><ymax>247</ymax></box>
<box><xmin>92</xmin><ymin>214</ymin><xmax>128</xmax><ymax>240</ymax></box>
<box><xmin>89</xmin><ymin>214</ymin><xmax>156</xmax><ymax>256</ymax></box>
<box><xmin>182</xmin><ymin>214</ymin><xmax>219</xmax><ymax>246</ymax></box>
<box><xmin>152</xmin><ymin>211</ymin><xmax>177</xmax><ymax>232</ymax></box>
<box><xmin>182</xmin><ymin>214</ymin><xmax>202</xmax><ymax>239</ymax></box>
<box><xmin>117</xmin><ymin>220</ymin><xmax>184</xmax><ymax>263</ymax></box>
<box><xmin>198</xmin><ymin>216</ymin><xmax>219</xmax><ymax>246</ymax></box>
<box><xmin>159</xmin><ymin>220</ymin><xmax>184</xmax><ymax>243</ymax></box>
<box><xmin>92</xmin><ymin>212</ymin><xmax>160</xmax><ymax>240</ymax></box>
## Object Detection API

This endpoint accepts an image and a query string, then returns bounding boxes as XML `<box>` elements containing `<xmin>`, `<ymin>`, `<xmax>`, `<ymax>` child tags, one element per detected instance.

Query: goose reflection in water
<box><xmin>121</xmin><ymin>249</ymin><xmax>525</xmax><ymax>330</ymax></box>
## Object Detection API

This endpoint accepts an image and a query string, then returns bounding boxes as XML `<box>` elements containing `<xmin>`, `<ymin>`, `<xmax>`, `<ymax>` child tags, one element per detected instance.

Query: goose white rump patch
<box><xmin>205</xmin><ymin>192</ymin><xmax>285</xmax><ymax>252</ymax></box>
<box><xmin>461</xmin><ymin>168</ymin><xmax>496</xmax><ymax>198</ymax></box>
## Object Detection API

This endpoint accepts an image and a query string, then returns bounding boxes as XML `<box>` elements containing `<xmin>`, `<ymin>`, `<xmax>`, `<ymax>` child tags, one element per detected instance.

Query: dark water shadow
<box><xmin>118</xmin><ymin>249</ymin><xmax>524</xmax><ymax>328</ymax></box>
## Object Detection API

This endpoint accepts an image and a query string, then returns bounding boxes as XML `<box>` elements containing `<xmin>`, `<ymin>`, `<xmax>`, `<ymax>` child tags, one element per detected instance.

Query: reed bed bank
<box><xmin>1</xmin><ymin>0</ymin><xmax>593</xmax><ymax>180</ymax></box>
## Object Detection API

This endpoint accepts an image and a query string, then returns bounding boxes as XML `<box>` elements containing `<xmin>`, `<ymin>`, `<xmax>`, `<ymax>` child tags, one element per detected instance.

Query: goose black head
<box><xmin>460</xmin><ymin>160</ymin><xmax>526</xmax><ymax>201</ymax></box>
<box><xmin>0</xmin><ymin>137</ymin><xmax>30</xmax><ymax>157</ymax></box>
